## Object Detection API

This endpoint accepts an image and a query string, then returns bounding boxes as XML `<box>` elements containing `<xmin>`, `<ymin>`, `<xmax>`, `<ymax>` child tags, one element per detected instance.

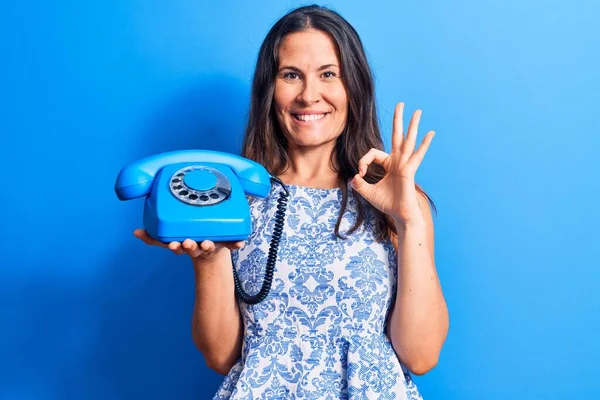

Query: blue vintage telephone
<box><xmin>114</xmin><ymin>149</ymin><xmax>289</xmax><ymax>304</ymax></box>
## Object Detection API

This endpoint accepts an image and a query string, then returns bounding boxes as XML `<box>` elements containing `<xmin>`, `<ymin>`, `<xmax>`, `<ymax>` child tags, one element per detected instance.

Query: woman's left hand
<box><xmin>350</xmin><ymin>102</ymin><xmax>435</xmax><ymax>226</ymax></box>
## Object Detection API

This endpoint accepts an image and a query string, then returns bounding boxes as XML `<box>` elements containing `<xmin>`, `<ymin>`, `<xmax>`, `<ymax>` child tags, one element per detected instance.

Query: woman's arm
<box><xmin>133</xmin><ymin>230</ymin><xmax>244</xmax><ymax>375</ymax></box>
<box><xmin>190</xmin><ymin>246</ymin><xmax>244</xmax><ymax>375</ymax></box>
<box><xmin>387</xmin><ymin>191</ymin><xmax>449</xmax><ymax>375</ymax></box>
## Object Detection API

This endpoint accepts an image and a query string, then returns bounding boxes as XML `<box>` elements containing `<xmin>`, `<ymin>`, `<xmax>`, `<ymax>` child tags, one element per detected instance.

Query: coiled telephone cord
<box><xmin>232</xmin><ymin>177</ymin><xmax>289</xmax><ymax>305</ymax></box>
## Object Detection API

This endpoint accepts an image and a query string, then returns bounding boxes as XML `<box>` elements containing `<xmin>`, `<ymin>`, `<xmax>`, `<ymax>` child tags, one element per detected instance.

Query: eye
<box><xmin>322</xmin><ymin>70</ymin><xmax>337</xmax><ymax>79</ymax></box>
<box><xmin>283</xmin><ymin>72</ymin><xmax>300</xmax><ymax>80</ymax></box>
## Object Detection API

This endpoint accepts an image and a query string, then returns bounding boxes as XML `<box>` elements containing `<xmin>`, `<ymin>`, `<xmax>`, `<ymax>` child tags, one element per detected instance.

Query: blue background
<box><xmin>2</xmin><ymin>0</ymin><xmax>599</xmax><ymax>398</ymax></box>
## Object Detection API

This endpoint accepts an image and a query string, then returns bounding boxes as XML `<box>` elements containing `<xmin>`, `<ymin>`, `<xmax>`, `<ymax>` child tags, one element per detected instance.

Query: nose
<box><xmin>296</xmin><ymin>77</ymin><xmax>321</xmax><ymax>105</ymax></box>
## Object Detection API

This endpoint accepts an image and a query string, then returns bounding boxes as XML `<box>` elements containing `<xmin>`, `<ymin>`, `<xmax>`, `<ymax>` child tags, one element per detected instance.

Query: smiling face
<box><xmin>273</xmin><ymin>28</ymin><xmax>349</xmax><ymax>151</ymax></box>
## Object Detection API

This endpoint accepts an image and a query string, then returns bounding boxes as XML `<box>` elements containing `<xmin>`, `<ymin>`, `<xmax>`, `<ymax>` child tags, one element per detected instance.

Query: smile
<box><xmin>292</xmin><ymin>113</ymin><xmax>328</xmax><ymax>122</ymax></box>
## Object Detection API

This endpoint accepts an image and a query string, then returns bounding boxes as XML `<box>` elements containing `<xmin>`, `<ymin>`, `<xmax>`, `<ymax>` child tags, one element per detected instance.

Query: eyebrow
<box><xmin>278</xmin><ymin>64</ymin><xmax>340</xmax><ymax>72</ymax></box>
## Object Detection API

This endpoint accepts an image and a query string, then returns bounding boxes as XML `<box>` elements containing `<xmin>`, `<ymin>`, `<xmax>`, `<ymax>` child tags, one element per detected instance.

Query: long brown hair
<box><xmin>241</xmin><ymin>4</ymin><xmax>436</xmax><ymax>241</ymax></box>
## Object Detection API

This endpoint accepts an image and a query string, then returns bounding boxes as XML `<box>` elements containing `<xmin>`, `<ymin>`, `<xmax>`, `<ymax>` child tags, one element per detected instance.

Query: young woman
<box><xmin>135</xmin><ymin>5</ymin><xmax>449</xmax><ymax>399</ymax></box>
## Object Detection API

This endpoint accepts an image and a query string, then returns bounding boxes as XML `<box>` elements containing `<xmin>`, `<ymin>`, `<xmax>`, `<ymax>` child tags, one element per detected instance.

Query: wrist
<box><xmin>393</xmin><ymin>217</ymin><xmax>426</xmax><ymax>232</ymax></box>
<box><xmin>192</xmin><ymin>248</ymin><xmax>230</xmax><ymax>272</ymax></box>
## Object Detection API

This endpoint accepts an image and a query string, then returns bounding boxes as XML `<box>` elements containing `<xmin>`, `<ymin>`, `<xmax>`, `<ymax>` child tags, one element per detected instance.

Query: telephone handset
<box><xmin>114</xmin><ymin>149</ymin><xmax>290</xmax><ymax>304</ymax></box>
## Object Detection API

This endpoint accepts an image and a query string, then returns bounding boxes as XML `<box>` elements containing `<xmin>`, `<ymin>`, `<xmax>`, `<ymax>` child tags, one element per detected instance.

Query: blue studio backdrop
<box><xmin>2</xmin><ymin>1</ymin><xmax>599</xmax><ymax>399</ymax></box>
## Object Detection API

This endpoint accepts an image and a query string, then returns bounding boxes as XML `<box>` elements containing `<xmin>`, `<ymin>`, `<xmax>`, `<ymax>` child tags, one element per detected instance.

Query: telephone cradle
<box><xmin>114</xmin><ymin>149</ymin><xmax>290</xmax><ymax>305</ymax></box>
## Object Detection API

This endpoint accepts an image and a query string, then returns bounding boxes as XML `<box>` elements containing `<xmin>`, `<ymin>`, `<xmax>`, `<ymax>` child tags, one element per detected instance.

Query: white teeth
<box><xmin>295</xmin><ymin>113</ymin><xmax>326</xmax><ymax>121</ymax></box>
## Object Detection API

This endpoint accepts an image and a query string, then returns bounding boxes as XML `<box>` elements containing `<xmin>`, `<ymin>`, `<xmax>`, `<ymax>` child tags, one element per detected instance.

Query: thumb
<box><xmin>350</xmin><ymin>174</ymin><xmax>373</xmax><ymax>197</ymax></box>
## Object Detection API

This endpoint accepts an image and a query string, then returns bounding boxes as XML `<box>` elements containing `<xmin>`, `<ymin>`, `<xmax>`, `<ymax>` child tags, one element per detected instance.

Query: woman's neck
<box><xmin>278</xmin><ymin>148</ymin><xmax>341</xmax><ymax>189</ymax></box>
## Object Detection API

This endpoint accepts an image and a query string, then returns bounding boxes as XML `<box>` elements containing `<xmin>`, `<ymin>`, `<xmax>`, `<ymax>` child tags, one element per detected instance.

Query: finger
<box><xmin>182</xmin><ymin>239</ymin><xmax>203</xmax><ymax>258</ymax></box>
<box><xmin>391</xmin><ymin>102</ymin><xmax>405</xmax><ymax>152</ymax></box>
<box><xmin>221</xmin><ymin>241</ymin><xmax>245</xmax><ymax>251</ymax></box>
<box><xmin>402</xmin><ymin>109</ymin><xmax>422</xmax><ymax>157</ymax></box>
<box><xmin>408</xmin><ymin>130</ymin><xmax>435</xmax><ymax>171</ymax></box>
<box><xmin>134</xmin><ymin>229</ymin><xmax>168</xmax><ymax>248</ymax></box>
<box><xmin>200</xmin><ymin>240</ymin><xmax>215</xmax><ymax>252</ymax></box>
<box><xmin>358</xmin><ymin>148</ymin><xmax>390</xmax><ymax>175</ymax></box>
<box><xmin>350</xmin><ymin>173</ymin><xmax>375</xmax><ymax>198</ymax></box>
<box><xmin>168</xmin><ymin>241</ymin><xmax>186</xmax><ymax>255</ymax></box>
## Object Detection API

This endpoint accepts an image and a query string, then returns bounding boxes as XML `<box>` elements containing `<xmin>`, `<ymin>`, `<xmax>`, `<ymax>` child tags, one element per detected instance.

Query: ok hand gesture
<box><xmin>350</xmin><ymin>102</ymin><xmax>435</xmax><ymax>226</ymax></box>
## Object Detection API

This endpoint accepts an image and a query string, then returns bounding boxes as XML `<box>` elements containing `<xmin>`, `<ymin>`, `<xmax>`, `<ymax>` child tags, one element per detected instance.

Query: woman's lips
<box><xmin>292</xmin><ymin>113</ymin><xmax>328</xmax><ymax>123</ymax></box>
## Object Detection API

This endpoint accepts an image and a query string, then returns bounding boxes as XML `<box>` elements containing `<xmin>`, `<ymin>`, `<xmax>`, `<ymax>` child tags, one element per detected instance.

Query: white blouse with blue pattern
<box><xmin>213</xmin><ymin>182</ymin><xmax>423</xmax><ymax>400</ymax></box>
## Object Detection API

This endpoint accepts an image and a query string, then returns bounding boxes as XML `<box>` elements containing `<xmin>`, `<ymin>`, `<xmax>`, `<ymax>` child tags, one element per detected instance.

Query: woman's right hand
<box><xmin>133</xmin><ymin>229</ymin><xmax>245</xmax><ymax>262</ymax></box>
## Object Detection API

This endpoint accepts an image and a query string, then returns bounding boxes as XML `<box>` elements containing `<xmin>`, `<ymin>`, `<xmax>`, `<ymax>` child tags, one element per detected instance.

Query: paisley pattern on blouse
<box><xmin>213</xmin><ymin>183</ymin><xmax>422</xmax><ymax>400</ymax></box>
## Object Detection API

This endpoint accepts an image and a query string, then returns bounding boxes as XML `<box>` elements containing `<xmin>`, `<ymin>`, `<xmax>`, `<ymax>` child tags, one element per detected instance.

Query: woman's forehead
<box><xmin>278</xmin><ymin>30</ymin><xmax>340</xmax><ymax>67</ymax></box>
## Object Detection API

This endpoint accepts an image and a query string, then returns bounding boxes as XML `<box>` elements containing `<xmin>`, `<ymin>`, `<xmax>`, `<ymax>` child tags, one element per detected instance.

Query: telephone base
<box><xmin>141</xmin><ymin>161</ymin><xmax>254</xmax><ymax>245</ymax></box>
<box><xmin>148</xmin><ymin>234</ymin><xmax>249</xmax><ymax>244</ymax></box>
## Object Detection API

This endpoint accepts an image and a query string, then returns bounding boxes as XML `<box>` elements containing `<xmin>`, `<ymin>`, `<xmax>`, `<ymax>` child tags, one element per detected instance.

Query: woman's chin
<box><xmin>288</xmin><ymin>138</ymin><xmax>337</xmax><ymax>149</ymax></box>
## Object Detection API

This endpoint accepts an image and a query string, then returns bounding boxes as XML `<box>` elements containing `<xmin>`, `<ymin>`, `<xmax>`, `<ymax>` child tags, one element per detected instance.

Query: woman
<box><xmin>136</xmin><ymin>4</ymin><xmax>448</xmax><ymax>399</ymax></box>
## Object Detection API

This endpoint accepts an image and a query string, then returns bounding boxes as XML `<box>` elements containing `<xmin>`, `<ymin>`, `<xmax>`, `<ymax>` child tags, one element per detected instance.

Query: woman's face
<box><xmin>273</xmin><ymin>29</ymin><xmax>349</xmax><ymax>150</ymax></box>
